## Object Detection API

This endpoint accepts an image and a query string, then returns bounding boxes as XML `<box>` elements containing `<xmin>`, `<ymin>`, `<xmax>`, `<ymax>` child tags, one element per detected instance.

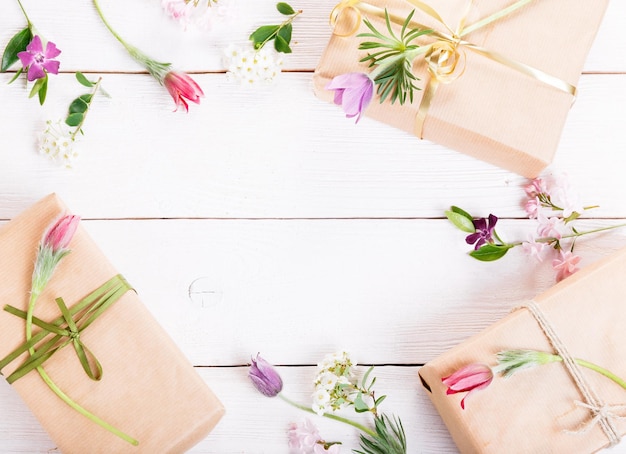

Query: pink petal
<box><xmin>26</xmin><ymin>35</ymin><xmax>44</xmax><ymax>54</ymax></box>
<box><xmin>44</xmin><ymin>41</ymin><xmax>62</xmax><ymax>59</ymax></box>
<box><xmin>42</xmin><ymin>59</ymin><xmax>60</xmax><ymax>75</ymax></box>
<box><xmin>26</xmin><ymin>64</ymin><xmax>45</xmax><ymax>82</ymax></box>
<box><xmin>17</xmin><ymin>50</ymin><xmax>35</xmax><ymax>68</ymax></box>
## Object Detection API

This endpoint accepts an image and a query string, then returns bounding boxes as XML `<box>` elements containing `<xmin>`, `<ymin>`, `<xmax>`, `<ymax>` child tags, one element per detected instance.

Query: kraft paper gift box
<box><xmin>313</xmin><ymin>0</ymin><xmax>609</xmax><ymax>177</ymax></box>
<box><xmin>0</xmin><ymin>194</ymin><xmax>224</xmax><ymax>453</ymax></box>
<box><xmin>419</xmin><ymin>246</ymin><xmax>626</xmax><ymax>453</ymax></box>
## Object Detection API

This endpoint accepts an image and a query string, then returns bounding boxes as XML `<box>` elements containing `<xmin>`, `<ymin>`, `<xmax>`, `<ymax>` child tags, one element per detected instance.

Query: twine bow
<box><xmin>330</xmin><ymin>0</ymin><xmax>578</xmax><ymax>138</ymax></box>
<box><xmin>0</xmin><ymin>274</ymin><xmax>132</xmax><ymax>384</ymax></box>
<box><xmin>520</xmin><ymin>301</ymin><xmax>625</xmax><ymax>447</ymax></box>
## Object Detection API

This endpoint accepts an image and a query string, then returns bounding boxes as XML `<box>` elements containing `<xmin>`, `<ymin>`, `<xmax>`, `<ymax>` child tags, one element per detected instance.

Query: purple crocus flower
<box><xmin>325</xmin><ymin>72</ymin><xmax>374</xmax><ymax>123</ymax></box>
<box><xmin>17</xmin><ymin>35</ymin><xmax>61</xmax><ymax>82</ymax></box>
<box><xmin>249</xmin><ymin>354</ymin><xmax>283</xmax><ymax>397</ymax></box>
<box><xmin>465</xmin><ymin>214</ymin><xmax>498</xmax><ymax>250</ymax></box>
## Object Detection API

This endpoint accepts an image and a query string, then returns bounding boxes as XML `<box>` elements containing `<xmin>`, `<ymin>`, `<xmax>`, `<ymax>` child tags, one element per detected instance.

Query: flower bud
<box><xmin>43</xmin><ymin>214</ymin><xmax>80</xmax><ymax>252</ymax></box>
<box><xmin>249</xmin><ymin>354</ymin><xmax>283</xmax><ymax>397</ymax></box>
<box><xmin>442</xmin><ymin>363</ymin><xmax>493</xmax><ymax>409</ymax></box>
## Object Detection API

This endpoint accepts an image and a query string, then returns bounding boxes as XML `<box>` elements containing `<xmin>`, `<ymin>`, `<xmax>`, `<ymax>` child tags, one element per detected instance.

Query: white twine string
<box><xmin>519</xmin><ymin>301</ymin><xmax>622</xmax><ymax>446</ymax></box>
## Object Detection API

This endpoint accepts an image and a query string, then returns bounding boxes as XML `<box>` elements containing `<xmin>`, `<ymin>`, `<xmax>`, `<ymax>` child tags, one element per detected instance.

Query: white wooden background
<box><xmin>1</xmin><ymin>0</ymin><xmax>625</xmax><ymax>452</ymax></box>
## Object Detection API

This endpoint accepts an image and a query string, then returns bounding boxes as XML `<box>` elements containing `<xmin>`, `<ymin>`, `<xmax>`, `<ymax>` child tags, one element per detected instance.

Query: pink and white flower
<box><xmin>17</xmin><ymin>35</ymin><xmax>61</xmax><ymax>81</ymax></box>
<box><xmin>442</xmin><ymin>363</ymin><xmax>493</xmax><ymax>409</ymax></box>
<box><xmin>163</xmin><ymin>71</ymin><xmax>205</xmax><ymax>112</ymax></box>
<box><xmin>536</xmin><ymin>213</ymin><xmax>566</xmax><ymax>239</ymax></box>
<box><xmin>326</xmin><ymin>73</ymin><xmax>374</xmax><ymax>123</ymax></box>
<box><xmin>552</xmin><ymin>250</ymin><xmax>581</xmax><ymax>282</ymax></box>
<box><xmin>521</xmin><ymin>237</ymin><xmax>547</xmax><ymax>262</ymax></box>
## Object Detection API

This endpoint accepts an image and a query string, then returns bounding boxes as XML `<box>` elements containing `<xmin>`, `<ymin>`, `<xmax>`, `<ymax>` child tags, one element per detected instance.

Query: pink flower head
<box><xmin>536</xmin><ymin>213</ymin><xmax>565</xmax><ymax>240</ymax></box>
<box><xmin>249</xmin><ymin>354</ymin><xmax>283</xmax><ymax>397</ymax></box>
<box><xmin>163</xmin><ymin>71</ymin><xmax>204</xmax><ymax>112</ymax></box>
<box><xmin>521</xmin><ymin>237</ymin><xmax>547</xmax><ymax>262</ymax></box>
<box><xmin>465</xmin><ymin>214</ymin><xmax>498</xmax><ymax>250</ymax></box>
<box><xmin>17</xmin><ymin>35</ymin><xmax>61</xmax><ymax>82</ymax></box>
<box><xmin>524</xmin><ymin>196</ymin><xmax>541</xmax><ymax>219</ymax></box>
<box><xmin>43</xmin><ymin>214</ymin><xmax>80</xmax><ymax>252</ymax></box>
<box><xmin>326</xmin><ymin>72</ymin><xmax>374</xmax><ymax>123</ymax></box>
<box><xmin>552</xmin><ymin>250</ymin><xmax>581</xmax><ymax>282</ymax></box>
<box><xmin>524</xmin><ymin>178</ymin><xmax>548</xmax><ymax>198</ymax></box>
<box><xmin>442</xmin><ymin>363</ymin><xmax>493</xmax><ymax>409</ymax></box>
<box><xmin>288</xmin><ymin>419</ymin><xmax>341</xmax><ymax>454</ymax></box>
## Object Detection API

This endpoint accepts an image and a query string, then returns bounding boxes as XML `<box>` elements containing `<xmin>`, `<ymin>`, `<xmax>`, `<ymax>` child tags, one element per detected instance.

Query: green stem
<box><xmin>509</xmin><ymin>222</ymin><xmax>626</xmax><ymax>247</ymax></box>
<box><xmin>561</xmin><ymin>358</ymin><xmax>626</xmax><ymax>390</ymax></box>
<box><xmin>70</xmin><ymin>77</ymin><xmax>103</xmax><ymax>141</ymax></box>
<box><xmin>36</xmin><ymin>365</ymin><xmax>138</xmax><ymax>445</ymax></box>
<box><xmin>278</xmin><ymin>393</ymin><xmax>377</xmax><ymax>438</ymax></box>
<box><xmin>16</xmin><ymin>0</ymin><xmax>32</xmax><ymax>28</ymax></box>
<box><xmin>257</xmin><ymin>10</ymin><xmax>303</xmax><ymax>50</ymax></box>
<box><xmin>25</xmin><ymin>286</ymin><xmax>137</xmax><ymax>444</ymax></box>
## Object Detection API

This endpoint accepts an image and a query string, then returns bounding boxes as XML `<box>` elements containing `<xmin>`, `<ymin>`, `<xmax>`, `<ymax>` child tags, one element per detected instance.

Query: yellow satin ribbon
<box><xmin>330</xmin><ymin>0</ymin><xmax>577</xmax><ymax>138</ymax></box>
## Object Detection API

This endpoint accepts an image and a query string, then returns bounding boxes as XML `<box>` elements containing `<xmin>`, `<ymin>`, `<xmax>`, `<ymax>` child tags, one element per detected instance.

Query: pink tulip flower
<box><xmin>43</xmin><ymin>214</ymin><xmax>80</xmax><ymax>252</ymax></box>
<box><xmin>17</xmin><ymin>35</ymin><xmax>61</xmax><ymax>82</ymax></box>
<box><xmin>442</xmin><ymin>363</ymin><xmax>493</xmax><ymax>409</ymax></box>
<box><xmin>164</xmin><ymin>71</ymin><xmax>204</xmax><ymax>112</ymax></box>
<box><xmin>326</xmin><ymin>72</ymin><xmax>374</xmax><ymax>123</ymax></box>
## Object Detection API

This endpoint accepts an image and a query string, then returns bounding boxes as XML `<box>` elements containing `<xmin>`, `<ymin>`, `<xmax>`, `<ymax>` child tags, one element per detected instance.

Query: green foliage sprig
<box><xmin>249</xmin><ymin>2</ymin><xmax>302</xmax><ymax>54</ymax></box>
<box><xmin>358</xmin><ymin>10</ymin><xmax>431</xmax><ymax>105</ymax></box>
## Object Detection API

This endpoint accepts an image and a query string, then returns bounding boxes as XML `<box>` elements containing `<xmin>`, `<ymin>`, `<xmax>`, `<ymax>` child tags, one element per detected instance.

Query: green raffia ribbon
<box><xmin>0</xmin><ymin>274</ymin><xmax>138</xmax><ymax>445</ymax></box>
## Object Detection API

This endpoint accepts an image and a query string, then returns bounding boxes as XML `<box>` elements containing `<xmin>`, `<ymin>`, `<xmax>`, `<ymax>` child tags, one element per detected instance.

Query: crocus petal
<box><xmin>249</xmin><ymin>354</ymin><xmax>283</xmax><ymax>397</ymax></box>
<box><xmin>44</xmin><ymin>41</ymin><xmax>62</xmax><ymax>59</ymax></box>
<box><xmin>44</xmin><ymin>215</ymin><xmax>80</xmax><ymax>251</ymax></box>
<box><xmin>164</xmin><ymin>71</ymin><xmax>204</xmax><ymax>111</ymax></box>
<box><xmin>26</xmin><ymin>35</ymin><xmax>44</xmax><ymax>54</ymax></box>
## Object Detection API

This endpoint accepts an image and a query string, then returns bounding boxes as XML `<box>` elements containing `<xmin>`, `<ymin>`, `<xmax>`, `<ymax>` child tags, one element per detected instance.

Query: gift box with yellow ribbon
<box><xmin>313</xmin><ymin>0</ymin><xmax>609</xmax><ymax>177</ymax></box>
<box><xmin>419</xmin><ymin>245</ymin><xmax>626</xmax><ymax>453</ymax></box>
<box><xmin>0</xmin><ymin>194</ymin><xmax>224</xmax><ymax>453</ymax></box>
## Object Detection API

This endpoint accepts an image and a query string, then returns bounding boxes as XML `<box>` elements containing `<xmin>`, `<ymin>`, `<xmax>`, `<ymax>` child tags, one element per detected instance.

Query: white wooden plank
<box><xmin>38</xmin><ymin>217</ymin><xmax>625</xmax><ymax>366</ymax></box>
<box><xmin>2</xmin><ymin>0</ymin><xmax>624</xmax><ymax>73</ymax></box>
<box><xmin>0</xmin><ymin>73</ymin><xmax>624</xmax><ymax>220</ymax></box>
<box><xmin>0</xmin><ymin>366</ymin><xmax>459</xmax><ymax>453</ymax></box>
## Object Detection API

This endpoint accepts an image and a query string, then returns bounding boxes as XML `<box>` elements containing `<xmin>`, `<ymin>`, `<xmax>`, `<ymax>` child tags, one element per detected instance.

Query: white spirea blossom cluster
<box><xmin>39</xmin><ymin>120</ymin><xmax>78</xmax><ymax>168</ymax></box>
<box><xmin>223</xmin><ymin>44</ymin><xmax>283</xmax><ymax>86</ymax></box>
<box><xmin>312</xmin><ymin>351</ymin><xmax>357</xmax><ymax>416</ymax></box>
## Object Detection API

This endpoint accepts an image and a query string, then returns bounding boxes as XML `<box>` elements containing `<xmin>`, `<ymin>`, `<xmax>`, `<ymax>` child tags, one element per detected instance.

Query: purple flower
<box><xmin>465</xmin><ymin>214</ymin><xmax>498</xmax><ymax>250</ymax></box>
<box><xmin>325</xmin><ymin>72</ymin><xmax>373</xmax><ymax>123</ymax></box>
<box><xmin>17</xmin><ymin>35</ymin><xmax>61</xmax><ymax>82</ymax></box>
<box><xmin>249</xmin><ymin>354</ymin><xmax>283</xmax><ymax>397</ymax></box>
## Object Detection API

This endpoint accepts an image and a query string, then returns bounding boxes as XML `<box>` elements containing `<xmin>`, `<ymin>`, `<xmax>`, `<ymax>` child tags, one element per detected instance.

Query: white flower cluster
<box><xmin>162</xmin><ymin>0</ymin><xmax>231</xmax><ymax>31</ymax></box>
<box><xmin>312</xmin><ymin>351</ymin><xmax>356</xmax><ymax>416</ymax></box>
<box><xmin>223</xmin><ymin>44</ymin><xmax>283</xmax><ymax>86</ymax></box>
<box><xmin>39</xmin><ymin>120</ymin><xmax>78</xmax><ymax>168</ymax></box>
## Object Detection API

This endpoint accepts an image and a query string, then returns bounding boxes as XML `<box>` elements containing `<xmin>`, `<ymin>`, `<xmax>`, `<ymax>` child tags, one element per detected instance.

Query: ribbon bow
<box><xmin>0</xmin><ymin>274</ymin><xmax>132</xmax><ymax>384</ymax></box>
<box><xmin>330</xmin><ymin>0</ymin><xmax>578</xmax><ymax>137</ymax></box>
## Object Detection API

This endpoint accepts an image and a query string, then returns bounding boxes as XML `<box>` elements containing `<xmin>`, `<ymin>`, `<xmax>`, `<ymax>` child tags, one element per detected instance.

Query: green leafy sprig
<box><xmin>358</xmin><ymin>10</ymin><xmax>431</xmax><ymax>105</ymax></box>
<box><xmin>65</xmin><ymin>72</ymin><xmax>107</xmax><ymax>140</ymax></box>
<box><xmin>249</xmin><ymin>2</ymin><xmax>302</xmax><ymax>54</ymax></box>
<box><xmin>355</xmin><ymin>414</ymin><xmax>407</xmax><ymax>454</ymax></box>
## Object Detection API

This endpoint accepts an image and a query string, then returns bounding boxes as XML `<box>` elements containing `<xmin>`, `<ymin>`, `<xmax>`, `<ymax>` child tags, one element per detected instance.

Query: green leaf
<box><xmin>374</xmin><ymin>395</ymin><xmax>387</xmax><ymax>407</ymax></box>
<box><xmin>249</xmin><ymin>25</ymin><xmax>280</xmax><ymax>50</ymax></box>
<box><xmin>354</xmin><ymin>392</ymin><xmax>370</xmax><ymax>413</ymax></box>
<box><xmin>274</xmin><ymin>34</ymin><xmax>292</xmax><ymax>53</ymax></box>
<box><xmin>65</xmin><ymin>112</ymin><xmax>84</xmax><ymax>127</ymax></box>
<box><xmin>1</xmin><ymin>27</ymin><xmax>33</xmax><ymax>72</ymax></box>
<box><xmin>276</xmin><ymin>2</ymin><xmax>295</xmax><ymax>15</ymax></box>
<box><xmin>75</xmin><ymin>71</ymin><xmax>94</xmax><ymax>87</ymax></box>
<box><xmin>8</xmin><ymin>67</ymin><xmax>23</xmax><ymax>84</ymax></box>
<box><xmin>28</xmin><ymin>76</ymin><xmax>45</xmax><ymax>99</ymax></box>
<box><xmin>469</xmin><ymin>244</ymin><xmax>512</xmax><ymax>262</ymax></box>
<box><xmin>361</xmin><ymin>365</ymin><xmax>375</xmax><ymax>388</ymax></box>
<box><xmin>38</xmin><ymin>77</ymin><xmax>48</xmax><ymax>105</ymax></box>
<box><xmin>69</xmin><ymin>97</ymin><xmax>89</xmax><ymax>114</ymax></box>
<box><xmin>278</xmin><ymin>23</ymin><xmax>292</xmax><ymax>46</ymax></box>
<box><xmin>445</xmin><ymin>210</ymin><xmax>475</xmax><ymax>233</ymax></box>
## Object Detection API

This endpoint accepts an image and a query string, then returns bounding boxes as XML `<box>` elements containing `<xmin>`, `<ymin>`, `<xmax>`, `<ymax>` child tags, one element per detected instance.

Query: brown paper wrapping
<box><xmin>419</xmin><ymin>247</ymin><xmax>626</xmax><ymax>453</ymax></box>
<box><xmin>0</xmin><ymin>194</ymin><xmax>224</xmax><ymax>453</ymax></box>
<box><xmin>313</xmin><ymin>0</ymin><xmax>609</xmax><ymax>177</ymax></box>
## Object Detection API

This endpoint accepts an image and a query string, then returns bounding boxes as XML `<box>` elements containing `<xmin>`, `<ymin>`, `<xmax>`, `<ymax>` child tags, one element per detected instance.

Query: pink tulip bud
<box><xmin>442</xmin><ymin>363</ymin><xmax>493</xmax><ymax>409</ymax></box>
<box><xmin>163</xmin><ymin>71</ymin><xmax>204</xmax><ymax>112</ymax></box>
<box><xmin>249</xmin><ymin>354</ymin><xmax>283</xmax><ymax>397</ymax></box>
<box><xmin>43</xmin><ymin>214</ymin><xmax>80</xmax><ymax>252</ymax></box>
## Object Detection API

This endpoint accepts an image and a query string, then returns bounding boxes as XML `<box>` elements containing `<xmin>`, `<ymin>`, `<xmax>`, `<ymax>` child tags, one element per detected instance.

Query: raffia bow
<box><xmin>330</xmin><ymin>0</ymin><xmax>577</xmax><ymax>137</ymax></box>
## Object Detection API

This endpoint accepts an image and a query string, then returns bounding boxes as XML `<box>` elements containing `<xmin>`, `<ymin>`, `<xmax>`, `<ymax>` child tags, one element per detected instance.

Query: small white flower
<box><xmin>223</xmin><ymin>44</ymin><xmax>283</xmax><ymax>86</ymax></box>
<box><xmin>316</xmin><ymin>372</ymin><xmax>338</xmax><ymax>391</ymax></box>
<box><xmin>39</xmin><ymin>120</ymin><xmax>78</xmax><ymax>168</ymax></box>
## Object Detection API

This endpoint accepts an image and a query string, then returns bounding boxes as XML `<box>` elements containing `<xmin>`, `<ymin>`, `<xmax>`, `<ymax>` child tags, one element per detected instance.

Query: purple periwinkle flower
<box><xmin>465</xmin><ymin>214</ymin><xmax>498</xmax><ymax>250</ymax></box>
<box><xmin>249</xmin><ymin>354</ymin><xmax>283</xmax><ymax>397</ymax></box>
<box><xmin>17</xmin><ymin>35</ymin><xmax>61</xmax><ymax>82</ymax></box>
<box><xmin>325</xmin><ymin>72</ymin><xmax>374</xmax><ymax>123</ymax></box>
